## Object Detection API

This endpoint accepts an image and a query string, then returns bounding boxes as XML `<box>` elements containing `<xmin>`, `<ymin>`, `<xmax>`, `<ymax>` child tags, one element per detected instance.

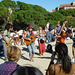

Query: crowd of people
<box><xmin>0</xmin><ymin>21</ymin><xmax>75</xmax><ymax>75</ymax></box>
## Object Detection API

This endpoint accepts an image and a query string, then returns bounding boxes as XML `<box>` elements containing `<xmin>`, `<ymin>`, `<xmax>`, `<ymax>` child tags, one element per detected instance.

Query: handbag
<box><xmin>40</xmin><ymin>39</ymin><xmax>44</xmax><ymax>43</ymax></box>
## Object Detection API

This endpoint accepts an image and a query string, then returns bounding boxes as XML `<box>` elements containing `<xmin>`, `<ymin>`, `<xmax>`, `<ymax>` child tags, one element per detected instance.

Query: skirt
<box><xmin>39</xmin><ymin>42</ymin><xmax>45</xmax><ymax>54</ymax></box>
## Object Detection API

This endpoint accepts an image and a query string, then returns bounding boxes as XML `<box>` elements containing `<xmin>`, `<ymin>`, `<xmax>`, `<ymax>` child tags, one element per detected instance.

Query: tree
<box><xmin>0</xmin><ymin>0</ymin><xmax>74</xmax><ymax>30</ymax></box>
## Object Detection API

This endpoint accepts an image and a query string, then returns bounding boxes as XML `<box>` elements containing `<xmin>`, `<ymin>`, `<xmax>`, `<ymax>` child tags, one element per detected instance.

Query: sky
<box><xmin>0</xmin><ymin>0</ymin><xmax>75</xmax><ymax>12</ymax></box>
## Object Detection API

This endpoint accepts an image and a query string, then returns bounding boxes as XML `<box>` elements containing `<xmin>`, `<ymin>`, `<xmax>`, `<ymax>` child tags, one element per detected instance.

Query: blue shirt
<box><xmin>56</xmin><ymin>26</ymin><xmax>62</xmax><ymax>33</ymax></box>
<box><xmin>0</xmin><ymin>34</ymin><xmax>2</xmax><ymax>39</ymax></box>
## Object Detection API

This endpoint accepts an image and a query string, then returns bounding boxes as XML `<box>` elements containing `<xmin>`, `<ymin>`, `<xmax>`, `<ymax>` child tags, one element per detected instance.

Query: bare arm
<box><xmin>34</xmin><ymin>31</ymin><xmax>39</xmax><ymax>38</ymax></box>
<box><xmin>24</xmin><ymin>32</ymin><xmax>31</xmax><ymax>41</ymax></box>
<box><xmin>3</xmin><ymin>35</ymin><xmax>9</xmax><ymax>44</ymax></box>
<box><xmin>54</xmin><ymin>27</ymin><xmax>57</xmax><ymax>35</ymax></box>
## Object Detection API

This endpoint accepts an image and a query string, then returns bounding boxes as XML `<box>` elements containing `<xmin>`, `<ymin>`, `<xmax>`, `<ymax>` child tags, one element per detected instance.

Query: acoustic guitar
<box><xmin>24</xmin><ymin>35</ymin><xmax>37</xmax><ymax>45</ymax></box>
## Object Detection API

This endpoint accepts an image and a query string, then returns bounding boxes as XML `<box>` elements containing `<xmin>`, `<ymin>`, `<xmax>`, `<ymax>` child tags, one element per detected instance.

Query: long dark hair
<box><xmin>11</xmin><ymin>66</ymin><xmax>43</xmax><ymax>75</ymax></box>
<box><xmin>55</xmin><ymin>43</ymin><xmax>72</xmax><ymax>74</ymax></box>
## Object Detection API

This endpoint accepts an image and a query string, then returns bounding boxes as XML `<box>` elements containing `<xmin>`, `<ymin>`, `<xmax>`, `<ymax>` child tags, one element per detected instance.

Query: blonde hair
<box><xmin>57</xmin><ymin>21</ymin><xmax>60</xmax><ymax>24</ymax></box>
<box><xmin>7</xmin><ymin>46</ymin><xmax>21</xmax><ymax>62</ymax></box>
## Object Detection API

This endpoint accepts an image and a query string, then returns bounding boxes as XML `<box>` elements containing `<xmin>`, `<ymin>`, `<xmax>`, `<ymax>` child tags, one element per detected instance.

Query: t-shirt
<box><xmin>14</xmin><ymin>34</ymin><xmax>19</xmax><ymax>38</ymax></box>
<box><xmin>3</xmin><ymin>30</ymin><xmax>10</xmax><ymax>43</ymax></box>
<box><xmin>56</xmin><ymin>26</ymin><xmax>62</xmax><ymax>33</ymax></box>
<box><xmin>0</xmin><ymin>61</ymin><xmax>19</xmax><ymax>75</ymax></box>
<box><xmin>17</xmin><ymin>30</ymin><xmax>23</xmax><ymax>36</ymax></box>
<box><xmin>46</xmin><ymin>23</ymin><xmax>50</xmax><ymax>28</ymax></box>
<box><xmin>0</xmin><ymin>34</ymin><xmax>2</xmax><ymax>40</ymax></box>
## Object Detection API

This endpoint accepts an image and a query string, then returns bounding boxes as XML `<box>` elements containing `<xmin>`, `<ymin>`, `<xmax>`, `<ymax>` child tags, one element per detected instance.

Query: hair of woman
<box><xmin>11</xmin><ymin>66</ymin><xmax>43</xmax><ymax>75</ymax></box>
<box><xmin>55</xmin><ymin>43</ymin><xmax>72</xmax><ymax>74</ymax></box>
<box><xmin>7</xmin><ymin>46</ymin><xmax>21</xmax><ymax>62</ymax></box>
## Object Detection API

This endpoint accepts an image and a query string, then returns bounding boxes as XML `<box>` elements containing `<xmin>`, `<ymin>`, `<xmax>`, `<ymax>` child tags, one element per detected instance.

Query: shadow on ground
<box><xmin>21</xmin><ymin>53</ymin><xmax>29</xmax><ymax>61</ymax></box>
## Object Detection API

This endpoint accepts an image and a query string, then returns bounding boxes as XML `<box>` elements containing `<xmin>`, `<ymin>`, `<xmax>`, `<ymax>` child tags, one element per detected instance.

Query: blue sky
<box><xmin>0</xmin><ymin>0</ymin><xmax>75</xmax><ymax>12</ymax></box>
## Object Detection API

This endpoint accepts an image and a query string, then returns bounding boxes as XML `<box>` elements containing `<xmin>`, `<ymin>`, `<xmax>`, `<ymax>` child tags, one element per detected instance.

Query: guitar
<box><xmin>24</xmin><ymin>35</ymin><xmax>37</xmax><ymax>45</ymax></box>
<box><xmin>56</xmin><ymin>20</ymin><xmax>68</xmax><ymax>45</ymax></box>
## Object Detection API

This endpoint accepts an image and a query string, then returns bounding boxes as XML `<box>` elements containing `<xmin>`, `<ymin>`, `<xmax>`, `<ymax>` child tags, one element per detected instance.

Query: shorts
<box><xmin>19</xmin><ymin>35</ymin><xmax>22</xmax><ymax>39</ymax></box>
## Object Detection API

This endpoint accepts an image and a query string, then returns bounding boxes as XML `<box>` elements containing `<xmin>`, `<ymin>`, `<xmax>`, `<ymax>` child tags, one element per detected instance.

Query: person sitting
<box><xmin>0</xmin><ymin>46</ymin><xmax>21</xmax><ymax>75</ymax></box>
<box><xmin>11</xmin><ymin>66</ymin><xmax>43</xmax><ymax>75</ymax></box>
<box><xmin>46</xmin><ymin>43</ymin><xmax>75</xmax><ymax>75</ymax></box>
<box><xmin>0</xmin><ymin>30</ymin><xmax>4</xmax><ymax>56</ymax></box>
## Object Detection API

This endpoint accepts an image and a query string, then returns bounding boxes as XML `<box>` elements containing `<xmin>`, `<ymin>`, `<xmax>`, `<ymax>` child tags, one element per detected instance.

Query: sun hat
<box><xmin>28</xmin><ymin>25</ymin><xmax>33</xmax><ymax>29</ymax></box>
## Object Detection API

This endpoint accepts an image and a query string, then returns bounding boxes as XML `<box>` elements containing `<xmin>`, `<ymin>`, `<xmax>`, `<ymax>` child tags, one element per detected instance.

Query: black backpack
<box><xmin>49</xmin><ymin>23</ymin><xmax>53</xmax><ymax>31</ymax></box>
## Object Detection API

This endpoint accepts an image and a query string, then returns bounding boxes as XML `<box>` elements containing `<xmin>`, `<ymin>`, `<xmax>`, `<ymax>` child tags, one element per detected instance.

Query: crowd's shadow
<box><xmin>22</xmin><ymin>47</ymin><xmax>28</xmax><ymax>52</ymax></box>
<box><xmin>0</xmin><ymin>56</ymin><xmax>5</xmax><ymax>61</ymax></box>
<box><xmin>21</xmin><ymin>53</ymin><xmax>29</xmax><ymax>61</ymax></box>
<box><xmin>37</xmin><ymin>57</ymin><xmax>57</xmax><ymax>60</ymax></box>
<box><xmin>22</xmin><ymin>47</ymin><xmax>39</xmax><ymax>56</ymax></box>
<box><xmin>35</xmin><ymin>52</ymin><xmax>39</xmax><ymax>56</ymax></box>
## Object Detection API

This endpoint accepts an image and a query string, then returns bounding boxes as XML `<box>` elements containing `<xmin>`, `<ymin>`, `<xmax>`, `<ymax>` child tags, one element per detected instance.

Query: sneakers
<box><xmin>71</xmin><ymin>58</ymin><xmax>75</xmax><ymax>63</ymax></box>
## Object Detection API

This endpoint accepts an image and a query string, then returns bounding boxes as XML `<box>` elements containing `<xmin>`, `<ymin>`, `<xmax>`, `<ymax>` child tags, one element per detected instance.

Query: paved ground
<box><xmin>0</xmin><ymin>39</ymin><xmax>73</xmax><ymax>75</ymax></box>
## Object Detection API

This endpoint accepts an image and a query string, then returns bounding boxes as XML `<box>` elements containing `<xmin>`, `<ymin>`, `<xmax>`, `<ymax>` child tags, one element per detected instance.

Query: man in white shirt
<box><xmin>46</xmin><ymin>22</ymin><xmax>50</xmax><ymax>31</ymax></box>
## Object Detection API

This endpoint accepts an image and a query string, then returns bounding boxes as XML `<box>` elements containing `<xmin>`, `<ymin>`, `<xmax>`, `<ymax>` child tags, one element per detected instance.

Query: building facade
<box><xmin>52</xmin><ymin>2</ymin><xmax>75</xmax><ymax>12</ymax></box>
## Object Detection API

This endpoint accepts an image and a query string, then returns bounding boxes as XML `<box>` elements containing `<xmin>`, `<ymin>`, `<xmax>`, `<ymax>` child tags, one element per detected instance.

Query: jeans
<box><xmin>46</xmin><ymin>31</ymin><xmax>54</xmax><ymax>43</ymax></box>
<box><xmin>0</xmin><ymin>41</ymin><xmax>4</xmax><ymax>55</ymax></box>
<box><xmin>27</xmin><ymin>42</ymin><xmax>35</xmax><ymax>57</ymax></box>
<box><xmin>3</xmin><ymin>43</ymin><xmax>7</xmax><ymax>59</ymax></box>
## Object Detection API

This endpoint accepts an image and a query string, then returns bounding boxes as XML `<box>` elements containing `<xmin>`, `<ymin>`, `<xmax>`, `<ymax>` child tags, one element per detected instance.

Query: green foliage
<box><xmin>57</xmin><ymin>9</ymin><xmax>75</xmax><ymax>17</ymax></box>
<box><xmin>2</xmin><ymin>0</ymin><xmax>16</xmax><ymax>8</ymax></box>
<box><xmin>66</xmin><ymin>16</ymin><xmax>75</xmax><ymax>28</ymax></box>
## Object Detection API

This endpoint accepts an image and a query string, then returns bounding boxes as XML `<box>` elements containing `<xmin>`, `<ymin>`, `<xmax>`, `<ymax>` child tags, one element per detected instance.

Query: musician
<box><xmin>3</xmin><ymin>24</ymin><xmax>13</xmax><ymax>60</ymax></box>
<box><xmin>36</xmin><ymin>25</ymin><xmax>45</xmax><ymax>56</ymax></box>
<box><xmin>55</xmin><ymin>21</ymin><xmax>67</xmax><ymax>45</ymax></box>
<box><xmin>54</xmin><ymin>21</ymin><xmax>62</xmax><ymax>36</ymax></box>
<box><xmin>24</xmin><ymin>25</ymin><xmax>35</xmax><ymax>62</ymax></box>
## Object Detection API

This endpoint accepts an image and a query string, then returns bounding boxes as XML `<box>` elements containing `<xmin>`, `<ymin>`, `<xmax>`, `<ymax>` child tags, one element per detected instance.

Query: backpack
<box><xmin>49</xmin><ymin>24</ymin><xmax>53</xmax><ymax>31</ymax></box>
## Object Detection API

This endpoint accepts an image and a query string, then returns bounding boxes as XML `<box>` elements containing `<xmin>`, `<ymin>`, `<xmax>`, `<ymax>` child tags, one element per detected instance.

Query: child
<box><xmin>0</xmin><ymin>46</ymin><xmax>21</xmax><ymax>75</ymax></box>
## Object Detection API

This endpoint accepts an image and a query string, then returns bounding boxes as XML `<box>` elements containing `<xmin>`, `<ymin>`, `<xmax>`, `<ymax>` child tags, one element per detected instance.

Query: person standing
<box><xmin>24</xmin><ymin>25</ymin><xmax>35</xmax><ymax>62</ymax></box>
<box><xmin>2</xmin><ymin>24</ymin><xmax>13</xmax><ymax>60</ymax></box>
<box><xmin>46</xmin><ymin>22</ymin><xmax>50</xmax><ymax>32</ymax></box>
<box><xmin>37</xmin><ymin>25</ymin><xmax>45</xmax><ymax>56</ymax></box>
<box><xmin>46</xmin><ymin>23</ymin><xmax>54</xmax><ymax>43</ymax></box>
